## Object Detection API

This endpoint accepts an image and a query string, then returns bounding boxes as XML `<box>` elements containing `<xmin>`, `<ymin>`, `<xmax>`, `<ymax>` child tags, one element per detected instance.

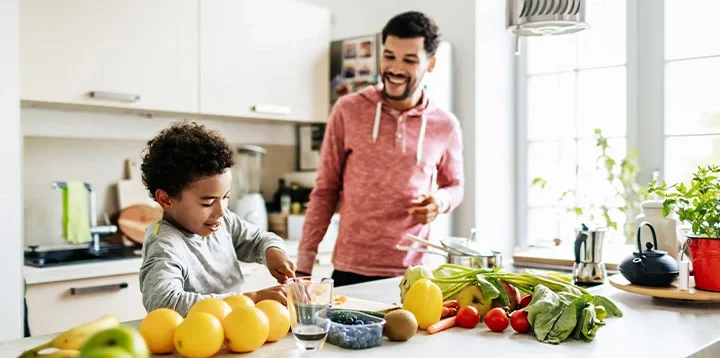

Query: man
<box><xmin>296</xmin><ymin>11</ymin><xmax>465</xmax><ymax>287</ymax></box>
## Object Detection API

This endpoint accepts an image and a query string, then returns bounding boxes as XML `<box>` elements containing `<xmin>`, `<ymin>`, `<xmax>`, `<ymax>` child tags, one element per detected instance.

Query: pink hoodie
<box><xmin>297</xmin><ymin>84</ymin><xmax>465</xmax><ymax>277</ymax></box>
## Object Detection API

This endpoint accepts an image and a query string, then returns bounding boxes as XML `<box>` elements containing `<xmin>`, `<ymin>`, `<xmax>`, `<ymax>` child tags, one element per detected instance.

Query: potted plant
<box><xmin>648</xmin><ymin>165</ymin><xmax>720</xmax><ymax>292</ymax></box>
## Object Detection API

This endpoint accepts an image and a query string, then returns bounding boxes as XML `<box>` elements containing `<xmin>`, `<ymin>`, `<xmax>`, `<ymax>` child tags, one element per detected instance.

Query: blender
<box><xmin>233</xmin><ymin>145</ymin><xmax>268</xmax><ymax>231</ymax></box>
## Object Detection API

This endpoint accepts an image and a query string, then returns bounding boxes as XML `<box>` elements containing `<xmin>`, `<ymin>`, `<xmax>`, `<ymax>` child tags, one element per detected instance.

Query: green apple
<box><xmin>457</xmin><ymin>285</ymin><xmax>493</xmax><ymax>319</ymax></box>
<box><xmin>79</xmin><ymin>325</ymin><xmax>149</xmax><ymax>358</ymax></box>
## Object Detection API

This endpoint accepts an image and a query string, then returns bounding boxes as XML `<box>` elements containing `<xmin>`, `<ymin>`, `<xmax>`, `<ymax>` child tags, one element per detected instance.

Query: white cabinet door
<box><xmin>20</xmin><ymin>0</ymin><xmax>199</xmax><ymax>113</ymax></box>
<box><xmin>200</xmin><ymin>0</ymin><xmax>330</xmax><ymax>122</ymax></box>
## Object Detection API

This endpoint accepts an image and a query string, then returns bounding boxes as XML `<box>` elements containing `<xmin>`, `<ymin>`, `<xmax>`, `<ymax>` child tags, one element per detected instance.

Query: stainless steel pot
<box><xmin>395</xmin><ymin>245</ymin><xmax>503</xmax><ymax>269</ymax></box>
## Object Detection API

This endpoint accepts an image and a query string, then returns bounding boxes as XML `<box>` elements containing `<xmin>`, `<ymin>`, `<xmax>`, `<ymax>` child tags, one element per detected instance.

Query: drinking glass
<box><xmin>287</xmin><ymin>276</ymin><xmax>333</xmax><ymax>351</ymax></box>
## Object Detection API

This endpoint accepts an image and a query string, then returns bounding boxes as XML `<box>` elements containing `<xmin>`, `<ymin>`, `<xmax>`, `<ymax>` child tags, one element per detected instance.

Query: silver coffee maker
<box><xmin>573</xmin><ymin>224</ymin><xmax>608</xmax><ymax>285</ymax></box>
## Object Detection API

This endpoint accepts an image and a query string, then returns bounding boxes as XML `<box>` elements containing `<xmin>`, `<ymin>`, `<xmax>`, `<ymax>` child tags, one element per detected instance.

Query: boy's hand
<box><xmin>266</xmin><ymin>247</ymin><xmax>296</xmax><ymax>284</ymax></box>
<box><xmin>246</xmin><ymin>285</ymin><xmax>288</xmax><ymax>306</ymax></box>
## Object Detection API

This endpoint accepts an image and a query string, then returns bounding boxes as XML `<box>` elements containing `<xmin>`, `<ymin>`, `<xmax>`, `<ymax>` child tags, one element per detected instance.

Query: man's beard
<box><xmin>382</xmin><ymin>71</ymin><xmax>425</xmax><ymax>101</ymax></box>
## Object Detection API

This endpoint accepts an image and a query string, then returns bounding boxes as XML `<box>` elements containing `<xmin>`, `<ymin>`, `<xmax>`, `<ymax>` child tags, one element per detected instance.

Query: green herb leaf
<box><xmin>592</xmin><ymin>296</ymin><xmax>623</xmax><ymax>318</ymax></box>
<box><xmin>475</xmin><ymin>275</ymin><xmax>502</xmax><ymax>303</ymax></box>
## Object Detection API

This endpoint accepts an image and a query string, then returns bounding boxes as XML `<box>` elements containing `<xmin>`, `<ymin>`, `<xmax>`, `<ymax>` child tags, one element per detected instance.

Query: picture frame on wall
<box><xmin>296</xmin><ymin>123</ymin><xmax>326</xmax><ymax>172</ymax></box>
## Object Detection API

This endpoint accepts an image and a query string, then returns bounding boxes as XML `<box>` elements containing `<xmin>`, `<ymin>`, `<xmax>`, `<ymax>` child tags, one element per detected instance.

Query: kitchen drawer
<box><xmin>26</xmin><ymin>273</ymin><xmax>145</xmax><ymax>336</ymax></box>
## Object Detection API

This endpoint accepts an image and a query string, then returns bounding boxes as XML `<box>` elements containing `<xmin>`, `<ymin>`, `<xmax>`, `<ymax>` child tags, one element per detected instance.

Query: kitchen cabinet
<box><xmin>25</xmin><ymin>273</ymin><xmax>146</xmax><ymax>336</ymax></box>
<box><xmin>20</xmin><ymin>0</ymin><xmax>199</xmax><ymax>114</ymax></box>
<box><xmin>199</xmin><ymin>0</ymin><xmax>330</xmax><ymax>122</ymax></box>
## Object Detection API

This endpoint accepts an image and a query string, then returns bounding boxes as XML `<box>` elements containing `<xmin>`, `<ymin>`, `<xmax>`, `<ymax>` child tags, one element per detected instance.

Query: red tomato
<box><xmin>510</xmin><ymin>309</ymin><xmax>531</xmax><ymax>334</ymax></box>
<box><xmin>455</xmin><ymin>306</ymin><xmax>480</xmax><ymax>328</ymax></box>
<box><xmin>519</xmin><ymin>294</ymin><xmax>532</xmax><ymax>308</ymax></box>
<box><xmin>484</xmin><ymin>307</ymin><xmax>509</xmax><ymax>332</ymax></box>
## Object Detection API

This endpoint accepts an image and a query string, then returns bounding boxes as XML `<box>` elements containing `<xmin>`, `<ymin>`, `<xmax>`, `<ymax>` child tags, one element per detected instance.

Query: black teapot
<box><xmin>619</xmin><ymin>221</ymin><xmax>680</xmax><ymax>287</ymax></box>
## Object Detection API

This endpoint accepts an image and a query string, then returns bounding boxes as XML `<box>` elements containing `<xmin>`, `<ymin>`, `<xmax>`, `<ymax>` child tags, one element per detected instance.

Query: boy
<box><xmin>138</xmin><ymin>121</ymin><xmax>296</xmax><ymax>317</ymax></box>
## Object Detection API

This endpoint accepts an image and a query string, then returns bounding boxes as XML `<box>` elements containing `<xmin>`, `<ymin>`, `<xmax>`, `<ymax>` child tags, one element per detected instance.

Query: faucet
<box><xmin>52</xmin><ymin>181</ymin><xmax>118</xmax><ymax>252</ymax></box>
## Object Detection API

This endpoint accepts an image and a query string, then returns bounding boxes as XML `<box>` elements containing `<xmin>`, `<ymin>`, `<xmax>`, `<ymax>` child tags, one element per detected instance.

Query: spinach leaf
<box><xmin>475</xmin><ymin>274</ymin><xmax>502</xmax><ymax>302</ymax></box>
<box><xmin>486</xmin><ymin>277</ymin><xmax>510</xmax><ymax>307</ymax></box>
<box><xmin>593</xmin><ymin>295</ymin><xmax>623</xmax><ymax>318</ymax></box>
<box><xmin>572</xmin><ymin>303</ymin><xmax>601</xmax><ymax>342</ymax></box>
<box><xmin>546</xmin><ymin>296</ymin><xmax>587</xmax><ymax>344</ymax></box>
<box><xmin>525</xmin><ymin>285</ymin><xmax>567</xmax><ymax>343</ymax></box>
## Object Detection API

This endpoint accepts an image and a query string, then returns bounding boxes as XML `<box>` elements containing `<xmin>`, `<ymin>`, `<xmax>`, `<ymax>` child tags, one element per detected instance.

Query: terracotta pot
<box><xmin>686</xmin><ymin>235</ymin><xmax>720</xmax><ymax>292</ymax></box>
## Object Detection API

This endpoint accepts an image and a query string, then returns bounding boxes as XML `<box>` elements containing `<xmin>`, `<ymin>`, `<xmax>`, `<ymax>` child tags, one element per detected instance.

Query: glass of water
<box><xmin>287</xmin><ymin>276</ymin><xmax>333</xmax><ymax>351</ymax></box>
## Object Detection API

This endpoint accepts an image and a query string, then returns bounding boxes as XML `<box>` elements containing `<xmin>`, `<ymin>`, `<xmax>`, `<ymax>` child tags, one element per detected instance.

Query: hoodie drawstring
<box><xmin>372</xmin><ymin>102</ymin><xmax>427</xmax><ymax>165</ymax></box>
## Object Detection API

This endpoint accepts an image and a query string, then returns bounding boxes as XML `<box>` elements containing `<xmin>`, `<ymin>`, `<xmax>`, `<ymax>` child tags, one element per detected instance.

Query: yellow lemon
<box><xmin>224</xmin><ymin>294</ymin><xmax>255</xmax><ymax>310</ymax></box>
<box><xmin>402</xmin><ymin>278</ymin><xmax>443</xmax><ymax>330</ymax></box>
<box><xmin>254</xmin><ymin>300</ymin><xmax>291</xmax><ymax>342</ymax></box>
<box><xmin>173</xmin><ymin>312</ymin><xmax>224</xmax><ymax>358</ymax></box>
<box><xmin>222</xmin><ymin>306</ymin><xmax>270</xmax><ymax>353</ymax></box>
<box><xmin>187</xmin><ymin>297</ymin><xmax>232</xmax><ymax>322</ymax></box>
<box><xmin>138</xmin><ymin>308</ymin><xmax>183</xmax><ymax>354</ymax></box>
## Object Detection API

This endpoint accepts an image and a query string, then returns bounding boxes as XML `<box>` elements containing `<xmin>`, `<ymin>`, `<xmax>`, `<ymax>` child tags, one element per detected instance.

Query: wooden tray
<box><xmin>609</xmin><ymin>274</ymin><xmax>720</xmax><ymax>302</ymax></box>
<box><xmin>332</xmin><ymin>296</ymin><xmax>401</xmax><ymax>313</ymax></box>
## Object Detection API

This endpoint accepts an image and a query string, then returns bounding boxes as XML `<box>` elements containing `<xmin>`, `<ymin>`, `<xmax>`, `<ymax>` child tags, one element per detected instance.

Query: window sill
<box><xmin>512</xmin><ymin>243</ymin><xmax>636</xmax><ymax>271</ymax></box>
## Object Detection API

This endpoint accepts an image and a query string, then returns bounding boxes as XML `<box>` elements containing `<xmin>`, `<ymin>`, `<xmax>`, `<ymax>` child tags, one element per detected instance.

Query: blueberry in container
<box><xmin>327</xmin><ymin>309</ymin><xmax>386</xmax><ymax>350</ymax></box>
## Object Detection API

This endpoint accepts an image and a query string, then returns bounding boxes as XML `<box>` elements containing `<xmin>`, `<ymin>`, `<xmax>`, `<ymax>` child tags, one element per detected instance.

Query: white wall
<box><xmin>0</xmin><ymin>0</ymin><xmax>24</xmax><ymax>342</ymax></box>
<box><xmin>299</xmin><ymin>0</ymin><xmax>479</xmax><ymax>238</ymax></box>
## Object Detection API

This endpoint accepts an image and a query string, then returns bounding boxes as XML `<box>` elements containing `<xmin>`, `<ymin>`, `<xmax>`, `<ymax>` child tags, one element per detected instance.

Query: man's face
<box><xmin>162</xmin><ymin>169</ymin><xmax>232</xmax><ymax>237</ymax></box>
<box><xmin>380</xmin><ymin>35</ymin><xmax>436</xmax><ymax>101</ymax></box>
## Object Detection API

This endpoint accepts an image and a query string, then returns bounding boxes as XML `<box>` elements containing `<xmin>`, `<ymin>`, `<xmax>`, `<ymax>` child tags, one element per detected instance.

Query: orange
<box><xmin>187</xmin><ymin>297</ymin><xmax>232</xmax><ymax>322</ymax></box>
<box><xmin>138</xmin><ymin>308</ymin><xmax>183</xmax><ymax>354</ymax></box>
<box><xmin>254</xmin><ymin>300</ymin><xmax>291</xmax><ymax>342</ymax></box>
<box><xmin>224</xmin><ymin>294</ymin><xmax>255</xmax><ymax>310</ymax></box>
<box><xmin>174</xmin><ymin>312</ymin><xmax>224</xmax><ymax>358</ymax></box>
<box><xmin>222</xmin><ymin>306</ymin><xmax>269</xmax><ymax>353</ymax></box>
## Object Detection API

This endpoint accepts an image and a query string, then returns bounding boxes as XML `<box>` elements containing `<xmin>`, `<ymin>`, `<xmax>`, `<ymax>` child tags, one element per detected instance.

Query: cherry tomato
<box><xmin>519</xmin><ymin>294</ymin><xmax>532</xmax><ymax>308</ymax></box>
<box><xmin>510</xmin><ymin>309</ymin><xmax>531</xmax><ymax>334</ymax></box>
<box><xmin>484</xmin><ymin>307</ymin><xmax>509</xmax><ymax>332</ymax></box>
<box><xmin>455</xmin><ymin>306</ymin><xmax>480</xmax><ymax>328</ymax></box>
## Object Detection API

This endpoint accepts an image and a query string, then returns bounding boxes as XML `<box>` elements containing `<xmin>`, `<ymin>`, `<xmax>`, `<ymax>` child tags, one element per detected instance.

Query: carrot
<box><xmin>441</xmin><ymin>307</ymin><xmax>450</xmax><ymax>317</ymax></box>
<box><xmin>447</xmin><ymin>308</ymin><xmax>457</xmax><ymax>316</ymax></box>
<box><xmin>443</xmin><ymin>300</ymin><xmax>458</xmax><ymax>308</ymax></box>
<box><xmin>427</xmin><ymin>316</ymin><xmax>457</xmax><ymax>334</ymax></box>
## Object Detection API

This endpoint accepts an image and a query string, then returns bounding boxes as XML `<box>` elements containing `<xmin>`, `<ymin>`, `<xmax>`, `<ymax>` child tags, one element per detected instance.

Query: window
<box><xmin>519</xmin><ymin>0</ymin><xmax>628</xmax><ymax>248</ymax></box>
<box><xmin>663</xmin><ymin>0</ymin><xmax>720</xmax><ymax>185</ymax></box>
<box><xmin>517</xmin><ymin>0</ymin><xmax>720</xmax><ymax>251</ymax></box>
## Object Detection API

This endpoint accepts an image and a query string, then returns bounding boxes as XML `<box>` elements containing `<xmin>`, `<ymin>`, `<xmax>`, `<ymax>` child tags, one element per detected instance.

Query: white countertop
<box><xmin>23</xmin><ymin>239</ymin><xmax>331</xmax><ymax>285</ymax></box>
<box><xmin>5</xmin><ymin>275</ymin><xmax>720</xmax><ymax>357</ymax></box>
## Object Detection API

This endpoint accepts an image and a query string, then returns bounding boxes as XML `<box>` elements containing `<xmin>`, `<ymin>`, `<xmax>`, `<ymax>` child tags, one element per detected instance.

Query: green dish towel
<box><xmin>62</xmin><ymin>181</ymin><xmax>92</xmax><ymax>244</ymax></box>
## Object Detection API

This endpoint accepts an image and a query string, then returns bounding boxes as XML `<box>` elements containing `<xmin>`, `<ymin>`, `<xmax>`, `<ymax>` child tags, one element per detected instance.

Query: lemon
<box><xmin>254</xmin><ymin>300</ymin><xmax>291</xmax><ymax>342</ymax></box>
<box><xmin>174</xmin><ymin>312</ymin><xmax>224</xmax><ymax>358</ymax></box>
<box><xmin>222</xmin><ymin>306</ymin><xmax>270</xmax><ymax>353</ymax></box>
<box><xmin>187</xmin><ymin>297</ymin><xmax>232</xmax><ymax>322</ymax></box>
<box><xmin>402</xmin><ymin>278</ymin><xmax>443</xmax><ymax>329</ymax></box>
<box><xmin>138</xmin><ymin>308</ymin><xmax>183</xmax><ymax>354</ymax></box>
<box><xmin>224</xmin><ymin>294</ymin><xmax>255</xmax><ymax>310</ymax></box>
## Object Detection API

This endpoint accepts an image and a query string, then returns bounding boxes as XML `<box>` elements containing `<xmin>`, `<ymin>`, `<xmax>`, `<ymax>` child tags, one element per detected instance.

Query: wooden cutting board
<box><xmin>332</xmin><ymin>296</ymin><xmax>401</xmax><ymax>313</ymax></box>
<box><xmin>117</xmin><ymin>204</ymin><xmax>163</xmax><ymax>244</ymax></box>
<box><xmin>117</xmin><ymin>159</ymin><xmax>158</xmax><ymax>210</ymax></box>
<box><xmin>609</xmin><ymin>274</ymin><xmax>720</xmax><ymax>302</ymax></box>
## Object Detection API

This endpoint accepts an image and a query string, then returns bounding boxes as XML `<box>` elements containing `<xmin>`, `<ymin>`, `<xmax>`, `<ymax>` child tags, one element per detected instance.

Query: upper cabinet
<box><xmin>20</xmin><ymin>0</ymin><xmax>199</xmax><ymax>114</ymax></box>
<box><xmin>199</xmin><ymin>0</ymin><xmax>330</xmax><ymax>122</ymax></box>
<box><xmin>19</xmin><ymin>0</ymin><xmax>331</xmax><ymax>124</ymax></box>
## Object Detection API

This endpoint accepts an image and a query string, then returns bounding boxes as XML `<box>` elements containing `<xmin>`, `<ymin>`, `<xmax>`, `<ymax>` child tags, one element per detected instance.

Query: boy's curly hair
<box><xmin>141</xmin><ymin>121</ymin><xmax>236</xmax><ymax>199</ymax></box>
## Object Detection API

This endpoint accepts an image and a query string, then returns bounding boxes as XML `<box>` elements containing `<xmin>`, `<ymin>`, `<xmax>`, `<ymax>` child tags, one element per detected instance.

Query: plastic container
<box><xmin>326</xmin><ymin>310</ymin><xmax>385</xmax><ymax>350</ymax></box>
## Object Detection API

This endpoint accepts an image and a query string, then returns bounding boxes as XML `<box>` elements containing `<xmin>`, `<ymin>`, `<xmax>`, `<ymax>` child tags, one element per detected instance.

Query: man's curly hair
<box><xmin>141</xmin><ymin>121</ymin><xmax>236</xmax><ymax>199</ymax></box>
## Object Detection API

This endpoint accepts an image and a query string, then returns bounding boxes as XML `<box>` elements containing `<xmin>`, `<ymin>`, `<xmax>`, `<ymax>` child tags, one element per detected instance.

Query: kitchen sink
<box><xmin>24</xmin><ymin>245</ymin><xmax>141</xmax><ymax>268</ymax></box>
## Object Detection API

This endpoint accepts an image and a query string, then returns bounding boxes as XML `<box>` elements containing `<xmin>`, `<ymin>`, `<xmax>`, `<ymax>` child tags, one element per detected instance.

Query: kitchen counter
<box><xmin>23</xmin><ymin>239</ymin><xmax>330</xmax><ymax>285</ymax></box>
<box><xmin>4</xmin><ymin>275</ymin><xmax>720</xmax><ymax>357</ymax></box>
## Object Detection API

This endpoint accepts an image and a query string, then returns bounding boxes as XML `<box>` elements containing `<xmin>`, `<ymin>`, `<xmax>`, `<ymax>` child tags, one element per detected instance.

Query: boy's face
<box><xmin>158</xmin><ymin>169</ymin><xmax>233</xmax><ymax>237</ymax></box>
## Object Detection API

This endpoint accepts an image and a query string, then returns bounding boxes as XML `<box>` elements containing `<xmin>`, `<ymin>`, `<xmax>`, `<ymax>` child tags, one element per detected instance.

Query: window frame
<box><xmin>515</xmin><ymin>0</ymin><xmax>667</xmax><ymax>249</ymax></box>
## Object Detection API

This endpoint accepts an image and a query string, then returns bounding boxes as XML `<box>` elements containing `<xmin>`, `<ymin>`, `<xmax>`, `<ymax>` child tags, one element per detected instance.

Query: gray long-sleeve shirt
<box><xmin>138</xmin><ymin>211</ymin><xmax>286</xmax><ymax>316</ymax></box>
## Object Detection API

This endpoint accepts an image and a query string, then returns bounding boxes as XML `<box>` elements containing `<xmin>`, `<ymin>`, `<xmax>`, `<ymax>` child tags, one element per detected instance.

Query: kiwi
<box><xmin>383</xmin><ymin>309</ymin><xmax>418</xmax><ymax>341</ymax></box>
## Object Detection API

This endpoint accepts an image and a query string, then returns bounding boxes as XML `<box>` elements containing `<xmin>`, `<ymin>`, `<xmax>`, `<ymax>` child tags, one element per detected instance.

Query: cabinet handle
<box><xmin>89</xmin><ymin>91</ymin><xmax>141</xmax><ymax>102</ymax></box>
<box><xmin>252</xmin><ymin>104</ymin><xmax>291</xmax><ymax>115</ymax></box>
<box><xmin>70</xmin><ymin>283</ymin><xmax>129</xmax><ymax>295</ymax></box>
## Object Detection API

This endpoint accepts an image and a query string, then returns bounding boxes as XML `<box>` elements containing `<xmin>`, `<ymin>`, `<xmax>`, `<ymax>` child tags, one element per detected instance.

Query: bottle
<box><xmin>272</xmin><ymin>179</ymin><xmax>286</xmax><ymax>212</ymax></box>
<box><xmin>635</xmin><ymin>200</ymin><xmax>682</xmax><ymax>260</ymax></box>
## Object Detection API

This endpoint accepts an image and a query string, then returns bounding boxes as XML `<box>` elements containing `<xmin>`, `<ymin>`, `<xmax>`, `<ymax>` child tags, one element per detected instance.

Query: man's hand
<box><xmin>408</xmin><ymin>194</ymin><xmax>440</xmax><ymax>225</ymax></box>
<box><xmin>245</xmin><ymin>285</ymin><xmax>288</xmax><ymax>305</ymax></box>
<box><xmin>265</xmin><ymin>247</ymin><xmax>296</xmax><ymax>284</ymax></box>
